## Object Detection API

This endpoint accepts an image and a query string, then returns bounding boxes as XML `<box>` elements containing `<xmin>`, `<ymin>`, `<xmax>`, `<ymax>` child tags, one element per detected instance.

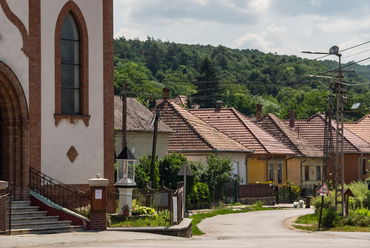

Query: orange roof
<box><xmin>258</xmin><ymin>113</ymin><xmax>322</xmax><ymax>157</ymax></box>
<box><xmin>189</xmin><ymin>108</ymin><xmax>294</xmax><ymax>155</ymax></box>
<box><xmin>288</xmin><ymin>113</ymin><xmax>370</xmax><ymax>153</ymax></box>
<box><xmin>344</xmin><ymin>115</ymin><xmax>370</xmax><ymax>144</ymax></box>
<box><xmin>155</xmin><ymin>101</ymin><xmax>251</xmax><ymax>153</ymax></box>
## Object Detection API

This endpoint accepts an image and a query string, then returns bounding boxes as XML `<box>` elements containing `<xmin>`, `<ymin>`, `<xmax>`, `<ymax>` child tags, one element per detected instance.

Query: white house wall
<box><xmin>115</xmin><ymin>132</ymin><xmax>171</xmax><ymax>160</ymax></box>
<box><xmin>0</xmin><ymin>3</ymin><xmax>29</xmax><ymax>105</ymax></box>
<box><xmin>40</xmin><ymin>0</ymin><xmax>105</xmax><ymax>184</ymax></box>
<box><xmin>185</xmin><ymin>152</ymin><xmax>247</xmax><ymax>185</ymax></box>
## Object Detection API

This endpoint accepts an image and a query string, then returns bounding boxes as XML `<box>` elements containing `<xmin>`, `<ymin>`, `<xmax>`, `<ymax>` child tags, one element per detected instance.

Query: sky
<box><xmin>113</xmin><ymin>0</ymin><xmax>370</xmax><ymax>65</ymax></box>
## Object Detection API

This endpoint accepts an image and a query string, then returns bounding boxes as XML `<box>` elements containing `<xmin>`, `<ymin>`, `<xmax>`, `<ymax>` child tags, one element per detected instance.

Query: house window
<box><xmin>316</xmin><ymin>166</ymin><xmax>321</xmax><ymax>180</ymax></box>
<box><xmin>269</xmin><ymin>162</ymin><xmax>274</xmax><ymax>182</ymax></box>
<box><xmin>61</xmin><ymin>12</ymin><xmax>80</xmax><ymax>114</ymax></box>
<box><xmin>232</xmin><ymin>162</ymin><xmax>239</xmax><ymax>179</ymax></box>
<box><xmin>362</xmin><ymin>159</ymin><xmax>368</xmax><ymax>174</ymax></box>
<box><xmin>305</xmin><ymin>166</ymin><xmax>309</xmax><ymax>181</ymax></box>
<box><xmin>278</xmin><ymin>162</ymin><xmax>282</xmax><ymax>184</ymax></box>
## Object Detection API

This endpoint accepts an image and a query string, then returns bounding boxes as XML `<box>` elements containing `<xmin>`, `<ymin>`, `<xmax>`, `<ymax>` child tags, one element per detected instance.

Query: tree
<box><xmin>158</xmin><ymin>153</ymin><xmax>187</xmax><ymax>189</ymax></box>
<box><xmin>192</xmin><ymin>56</ymin><xmax>221</xmax><ymax>108</ymax></box>
<box><xmin>135</xmin><ymin>155</ymin><xmax>159</xmax><ymax>189</ymax></box>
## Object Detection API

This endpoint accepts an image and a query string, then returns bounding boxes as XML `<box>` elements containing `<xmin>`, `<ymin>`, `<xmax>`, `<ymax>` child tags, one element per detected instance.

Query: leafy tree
<box><xmin>158</xmin><ymin>153</ymin><xmax>187</xmax><ymax>189</ymax></box>
<box><xmin>135</xmin><ymin>155</ymin><xmax>151</xmax><ymax>188</ymax></box>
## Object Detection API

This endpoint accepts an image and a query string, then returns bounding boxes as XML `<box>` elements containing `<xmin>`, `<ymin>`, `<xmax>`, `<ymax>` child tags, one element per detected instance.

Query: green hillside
<box><xmin>114</xmin><ymin>36</ymin><xmax>370</xmax><ymax>120</ymax></box>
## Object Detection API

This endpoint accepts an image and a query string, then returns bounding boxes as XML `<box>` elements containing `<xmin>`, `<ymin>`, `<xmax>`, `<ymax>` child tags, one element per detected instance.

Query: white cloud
<box><xmin>114</xmin><ymin>28</ymin><xmax>147</xmax><ymax>40</ymax></box>
<box><xmin>233</xmin><ymin>24</ymin><xmax>287</xmax><ymax>51</ymax></box>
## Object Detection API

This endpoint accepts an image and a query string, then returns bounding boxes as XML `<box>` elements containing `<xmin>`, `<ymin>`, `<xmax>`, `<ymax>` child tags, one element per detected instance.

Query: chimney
<box><xmin>216</xmin><ymin>100</ymin><xmax>223</xmax><ymax>110</ymax></box>
<box><xmin>163</xmin><ymin>88</ymin><xmax>170</xmax><ymax>100</ymax></box>
<box><xmin>289</xmin><ymin>109</ymin><xmax>295</xmax><ymax>128</ymax></box>
<box><xmin>256</xmin><ymin>103</ymin><xmax>263</xmax><ymax>122</ymax></box>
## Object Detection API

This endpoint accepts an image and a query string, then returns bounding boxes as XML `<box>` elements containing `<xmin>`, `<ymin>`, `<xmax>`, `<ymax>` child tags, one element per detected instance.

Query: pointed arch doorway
<box><xmin>0</xmin><ymin>62</ymin><xmax>29</xmax><ymax>200</ymax></box>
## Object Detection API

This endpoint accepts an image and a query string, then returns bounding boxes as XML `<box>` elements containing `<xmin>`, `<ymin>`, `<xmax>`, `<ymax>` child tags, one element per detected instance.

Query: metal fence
<box><xmin>108</xmin><ymin>183</ymin><xmax>183</xmax><ymax>227</ymax></box>
<box><xmin>0</xmin><ymin>183</ymin><xmax>12</xmax><ymax>235</ymax></box>
<box><xmin>275</xmin><ymin>185</ymin><xmax>301</xmax><ymax>204</ymax></box>
<box><xmin>29</xmin><ymin>167</ymin><xmax>91</xmax><ymax>217</ymax></box>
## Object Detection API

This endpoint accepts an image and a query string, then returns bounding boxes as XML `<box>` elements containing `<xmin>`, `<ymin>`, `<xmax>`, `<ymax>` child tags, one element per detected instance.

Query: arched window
<box><xmin>61</xmin><ymin>12</ymin><xmax>80</xmax><ymax>114</ymax></box>
<box><xmin>55</xmin><ymin>2</ymin><xmax>90</xmax><ymax>126</ymax></box>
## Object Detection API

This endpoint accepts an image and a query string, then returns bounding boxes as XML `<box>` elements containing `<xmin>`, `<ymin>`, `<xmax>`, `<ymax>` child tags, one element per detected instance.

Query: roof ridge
<box><xmin>168</xmin><ymin>101</ymin><xmax>215</xmax><ymax>150</ymax></box>
<box><xmin>232</xmin><ymin>108</ymin><xmax>271</xmax><ymax>153</ymax></box>
<box><xmin>265</xmin><ymin>113</ymin><xmax>308</xmax><ymax>156</ymax></box>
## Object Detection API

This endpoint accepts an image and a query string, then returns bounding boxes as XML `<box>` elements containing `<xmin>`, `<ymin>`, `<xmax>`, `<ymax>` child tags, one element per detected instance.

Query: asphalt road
<box><xmin>2</xmin><ymin>208</ymin><xmax>370</xmax><ymax>248</ymax></box>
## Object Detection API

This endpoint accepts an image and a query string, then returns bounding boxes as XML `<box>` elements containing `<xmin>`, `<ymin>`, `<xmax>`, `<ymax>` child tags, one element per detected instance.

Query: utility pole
<box><xmin>334</xmin><ymin>54</ymin><xmax>345</xmax><ymax>216</ymax></box>
<box><xmin>150</xmin><ymin>109</ymin><xmax>160</xmax><ymax>188</ymax></box>
<box><xmin>120</xmin><ymin>80</ymin><xmax>127</xmax><ymax>149</ymax></box>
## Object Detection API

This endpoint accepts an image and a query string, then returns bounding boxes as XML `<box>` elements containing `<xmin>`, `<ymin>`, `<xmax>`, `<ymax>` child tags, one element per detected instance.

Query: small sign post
<box><xmin>317</xmin><ymin>183</ymin><xmax>329</xmax><ymax>231</ymax></box>
<box><xmin>177</xmin><ymin>162</ymin><xmax>193</xmax><ymax>218</ymax></box>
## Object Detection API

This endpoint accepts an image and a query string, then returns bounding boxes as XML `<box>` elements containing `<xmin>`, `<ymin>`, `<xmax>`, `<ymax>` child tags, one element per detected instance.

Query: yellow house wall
<box><xmin>248</xmin><ymin>157</ymin><xmax>288</xmax><ymax>185</ymax></box>
<box><xmin>302</xmin><ymin>158</ymin><xmax>323</xmax><ymax>189</ymax></box>
<box><xmin>287</xmin><ymin>158</ymin><xmax>301</xmax><ymax>185</ymax></box>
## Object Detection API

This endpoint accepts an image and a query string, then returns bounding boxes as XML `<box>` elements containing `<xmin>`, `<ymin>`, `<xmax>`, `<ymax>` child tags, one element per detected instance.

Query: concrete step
<box><xmin>11</xmin><ymin>210</ymin><xmax>48</xmax><ymax>218</ymax></box>
<box><xmin>11</xmin><ymin>225</ymin><xmax>84</xmax><ymax>235</ymax></box>
<box><xmin>12</xmin><ymin>220</ymin><xmax>72</xmax><ymax>229</ymax></box>
<box><xmin>11</xmin><ymin>201</ymin><xmax>32</xmax><ymax>207</ymax></box>
<box><xmin>12</xmin><ymin>215</ymin><xmax>59</xmax><ymax>224</ymax></box>
<box><xmin>11</xmin><ymin>205</ymin><xmax>40</xmax><ymax>212</ymax></box>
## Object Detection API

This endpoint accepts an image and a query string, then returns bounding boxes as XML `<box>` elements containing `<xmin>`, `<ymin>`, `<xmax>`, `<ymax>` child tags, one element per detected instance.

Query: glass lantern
<box><xmin>116</xmin><ymin>147</ymin><xmax>136</xmax><ymax>186</ymax></box>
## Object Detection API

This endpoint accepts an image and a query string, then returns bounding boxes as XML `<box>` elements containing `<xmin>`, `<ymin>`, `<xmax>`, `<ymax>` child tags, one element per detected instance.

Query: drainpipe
<box><xmin>358</xmin><ymin>153</ymin><xmax>364</xmax><ymax>180</ymax></box>
<box><xmin>300</xmin><ymin>157</ymin><xmax>307</xmax><ymax>189</ymax></box>
<box><xmin>245</xmin><ymin>151</ymin><xmax>255</xmax><ymax>184</ymax></box>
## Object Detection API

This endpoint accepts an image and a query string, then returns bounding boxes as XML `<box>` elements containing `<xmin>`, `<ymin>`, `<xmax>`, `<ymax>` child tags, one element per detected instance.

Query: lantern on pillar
<box><xmin>115</xmin><ymin>146</ymin><xmax>136</xmax><ymax>215</ymax></box>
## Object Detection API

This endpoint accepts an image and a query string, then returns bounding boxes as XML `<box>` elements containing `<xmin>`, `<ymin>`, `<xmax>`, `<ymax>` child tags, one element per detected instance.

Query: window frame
<box><xmin>269</xmin><ymin>162</ymin><xmax>274</xmax><ymax>182</ymax></box>
<box><xmin>277</xmin><ymin>161</ymin><xmax>283</xmax><ymax>184</ymax></box>
<box><xmin>54</xmin><ymin>3</ymin><xmax>90</xmax><ymax>126</ymax></box>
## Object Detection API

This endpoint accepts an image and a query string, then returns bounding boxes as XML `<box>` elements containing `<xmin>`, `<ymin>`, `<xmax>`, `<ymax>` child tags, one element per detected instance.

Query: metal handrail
<box><xmin>29</xmin><ymin>167</ymin><xmax>90</xmax><ymax>217</ymax></box>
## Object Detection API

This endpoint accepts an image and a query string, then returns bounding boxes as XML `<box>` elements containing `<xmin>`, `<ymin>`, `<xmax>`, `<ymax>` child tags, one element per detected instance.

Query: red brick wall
<box><xmin>103</xmin><ymin>0</ymin><xmax>115</xmax><ymax>213</ymax></box>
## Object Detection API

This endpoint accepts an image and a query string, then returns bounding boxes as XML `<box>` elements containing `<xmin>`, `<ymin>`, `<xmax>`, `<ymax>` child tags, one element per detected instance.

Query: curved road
<box><xmin>2</xmin><ymin>208</ymin><xmax>370</xmax><ymax>247</ymax></box>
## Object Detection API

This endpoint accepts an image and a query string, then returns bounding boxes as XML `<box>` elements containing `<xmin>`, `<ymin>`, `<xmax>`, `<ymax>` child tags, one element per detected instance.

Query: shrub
<box><xmin>191</xmin><ymin>182</ymin><xmax>211</xmax><ymax>204</ymax></box>
<box><xmin>136</xmin><ymin>206</ymin><xmax>157</xmax><ymax>218</ymax></box>
<box><xmin>321</xmin><ymin>206</ymin><xmax>340</xmax><ymax>228</ymax></box>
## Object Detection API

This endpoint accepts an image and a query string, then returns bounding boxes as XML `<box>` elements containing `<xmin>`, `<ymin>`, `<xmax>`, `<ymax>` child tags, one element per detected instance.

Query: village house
<box><xmin>189</xmin><ymin>102</ymin><xmax>295</xmax><ymax>185</ymax></box>
<box><xmin>257</xmin><ymin>110</ymin><xmax>323</xmax><ymax>191</ymax></box>
<box><xmin>155</xmin><ymin>89</ymin><xmax>252</xmax><ymax>184</ymax></box>
<box><xmin>114</xmin><ymin>96</ymin><xmax>172</xmax><ymax>160</ymax></box>
<box><xmin>290</xmin><ymin>113</ymin><xmax>370</xmax><ymax>184</ymax></box>
<box><xmin>0</xmin><ymin>0</ymin><xmax>114</xmax><ymax>208</ymax></box>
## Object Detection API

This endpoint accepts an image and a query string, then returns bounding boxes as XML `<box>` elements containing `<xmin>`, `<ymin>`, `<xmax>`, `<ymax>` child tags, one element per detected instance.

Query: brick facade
<box><xmin>103</xmin><ymin>0</ymin><xmax>115</xmax><ymax>213</ymax></box>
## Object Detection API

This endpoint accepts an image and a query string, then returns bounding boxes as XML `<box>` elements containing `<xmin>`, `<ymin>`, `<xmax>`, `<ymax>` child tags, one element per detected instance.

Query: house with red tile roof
<box><xmin>188</xmin><ymin>102</ymin><xmax>295</xmax><ymax>185</ymax></box>
<box><xmin>258</xmin><ymin>112</ymin><xmax>323</xmax><ymax>190</ymax></box>
<box><xmin>114</xmin><ymin>96</ymin><xmax>173</xmax><ymax>159</ymax></box>
<box><xmin>289</xmin><ymin>113</ymin><xmax>370</xmax><ymax>183</ymax></box>
<box><xmin>344</xmin><ymin>114</ymin><xmax>370</xmax><ymax>177</ymax></box>
<box><xmin>154</xmin><ymin>99</ymin><xmax>252</xmax><ymax>184</ymax></box>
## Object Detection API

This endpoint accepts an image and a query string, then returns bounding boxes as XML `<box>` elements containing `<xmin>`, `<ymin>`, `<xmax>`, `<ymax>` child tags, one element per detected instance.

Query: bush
<box><xmin>190</xmin><ymin>182</ymin><xmax>211</xmax><ymax>204</ymax></box>
<box><xmin>322</xmin><ymin>206</ymin><xmax>340</xmax><ymax>228</ymax></box>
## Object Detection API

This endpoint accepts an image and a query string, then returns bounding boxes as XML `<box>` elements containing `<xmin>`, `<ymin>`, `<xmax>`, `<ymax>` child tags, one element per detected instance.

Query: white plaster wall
<box><xmin>40</xmin><ymin>0</ymin><xmax>105</xmax><ymax>184</ymax></box>
<box><xmin>184</xmin><ymin>152</ymin><xmax>247</xmax><ymax>185</ymax></box>
<box><xmin>115</xmin><ymin>131</ymin><xmax>171</xmax><ymax>160</ymax></box>
<box><xmin>0</xmin><ymin>3</ymin><xmax>29</xmax><ymax>105</ymax></box>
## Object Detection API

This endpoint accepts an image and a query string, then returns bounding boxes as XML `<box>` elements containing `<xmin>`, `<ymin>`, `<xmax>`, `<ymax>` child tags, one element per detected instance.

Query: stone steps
<box><xmin>10</xmin><ymin>201</ymin><xmax>84</xmax><ymax>235</ymax></box>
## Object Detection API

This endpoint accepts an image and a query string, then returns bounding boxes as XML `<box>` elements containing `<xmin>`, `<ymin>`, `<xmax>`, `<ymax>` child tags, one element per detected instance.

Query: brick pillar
<box><xmin>0</xmin><ymin>181</ymin><xmax>9</xmax><ymax>234</ymax></box>
<box><xmin>88</xmin><ymin>174</ymin><xmax>109</xmax><ymax>230</ymax></box>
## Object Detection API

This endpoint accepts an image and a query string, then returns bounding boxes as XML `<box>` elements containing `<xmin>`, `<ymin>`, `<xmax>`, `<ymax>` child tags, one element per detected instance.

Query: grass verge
<box><xmin>294</xmin><ymin>214</ymin><xmax>370</xmax><ymax>232</ymax></box>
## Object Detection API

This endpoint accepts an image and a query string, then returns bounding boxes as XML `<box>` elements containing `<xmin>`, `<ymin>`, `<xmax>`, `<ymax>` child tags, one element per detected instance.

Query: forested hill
<box><xmin>114</xmin><ymin>36</ymin><xmax>370</xmax><ymax>120</ymax></box>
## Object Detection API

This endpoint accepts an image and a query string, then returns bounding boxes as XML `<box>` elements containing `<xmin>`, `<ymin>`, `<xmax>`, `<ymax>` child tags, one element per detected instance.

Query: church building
<box><xmin>0</xmin><ymin>0</ymin><xmax>114</xmax><ymax>200</ymax></box>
